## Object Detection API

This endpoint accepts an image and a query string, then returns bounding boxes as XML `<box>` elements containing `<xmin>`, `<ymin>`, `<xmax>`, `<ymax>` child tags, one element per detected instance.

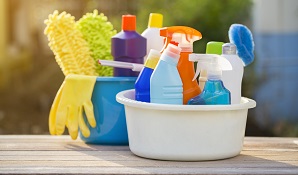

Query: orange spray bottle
<box><xmin>160</xmin><ymin>26</ymin><xmax>202</xmax><ymax>104</ymax></box>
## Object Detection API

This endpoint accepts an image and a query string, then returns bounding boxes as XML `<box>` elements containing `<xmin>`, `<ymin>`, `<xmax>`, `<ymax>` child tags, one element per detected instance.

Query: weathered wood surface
<box><xmin>0</xmin><ymin>135</ymin><xmax>297</xmax><ymax>175</ymax></box>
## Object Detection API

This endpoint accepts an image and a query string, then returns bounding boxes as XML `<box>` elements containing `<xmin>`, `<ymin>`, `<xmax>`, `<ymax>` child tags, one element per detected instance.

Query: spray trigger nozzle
<box><xmin>189</xmin><ymin>54</ymin><xmax>232</xmax><ymax>81</ymax></box>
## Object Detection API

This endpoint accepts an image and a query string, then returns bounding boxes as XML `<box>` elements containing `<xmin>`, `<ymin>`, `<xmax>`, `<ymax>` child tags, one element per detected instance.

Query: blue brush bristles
<box><xmin>228</xmin><ymin>24</ymin><xmax>255</xmax><ymax>66</ymax></box>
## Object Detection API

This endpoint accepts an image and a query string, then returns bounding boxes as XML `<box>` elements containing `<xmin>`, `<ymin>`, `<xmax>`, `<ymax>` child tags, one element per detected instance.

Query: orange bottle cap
<box><xmin>122</xmin><ymin>15</ymin><xmax>136</xmax><ymax>31</ymax></box>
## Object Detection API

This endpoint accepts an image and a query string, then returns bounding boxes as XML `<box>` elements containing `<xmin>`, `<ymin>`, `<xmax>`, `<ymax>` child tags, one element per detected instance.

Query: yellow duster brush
<box><xmin>76</xmin><ymin>10</ymin><xmax>117</xmax><ymax>76</ymax></box>
<box><xmin>44</xmin><ymin>11</ymin><xmax>98</xmax><ymax>76</ymax></box>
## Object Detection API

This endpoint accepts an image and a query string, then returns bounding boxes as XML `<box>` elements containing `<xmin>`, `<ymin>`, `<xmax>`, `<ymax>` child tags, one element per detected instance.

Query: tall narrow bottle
<box><xmin>111</xmin><ymin>15</ymin><xmax>146</xmax><ymax>77</ymax></box>
<box><xmin>221</xmin><ymin>43</ymin><xmax>244</xmax><ymax>104</ymax></box>
<box><xmin>150</xmin><ymin>44</ymin><xmax>183</xmax><ymax>105</ymax></box>
<box><xmin>141</xmin><ymin>13</ymin><xmax>164</xmax><ymax>62</ymax></box>
<box><xmin>135</xmin><ymin>49</ymin><xmax>161</xmax><ymax>102</ymax></box>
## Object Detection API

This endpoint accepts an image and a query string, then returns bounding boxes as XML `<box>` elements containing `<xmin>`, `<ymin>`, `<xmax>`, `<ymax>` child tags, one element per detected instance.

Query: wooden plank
<box><xmin>0</xmin><ymin>150</ymin><xmax>296</xmax><ymax>156</ymax></box>
<box><xmin>1</xmin><ymin>167</ymin><xmax>298</xmax><ymax>175</ymax></box>
<box><xmin>0</xmin><ymin>159</ymin><xmax>298</xmax><ymax>167</ymax></box>
<box><xmin>0</xmin><ymin>150</ymin><xmax>134</xmax><ymax>157</ymax></box>
<box><xmin>0</xmin><ymin>150</ymin><xmax>296</xmax><ymax>157</ymax></box>
<box><xmin>0</xmin><ymin>135</ymin><xmax>297</xmax><ymax>175</ymax></box>
<box><xmin>0</xmin><ymin>151</ymin><xmax>297</xmax><ymax>162</ymax></box>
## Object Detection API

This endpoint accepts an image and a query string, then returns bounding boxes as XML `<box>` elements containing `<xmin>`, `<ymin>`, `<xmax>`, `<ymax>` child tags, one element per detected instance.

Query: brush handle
<box><xmin>98</xmin><ymin>60</ymin><xmax>143</xmax><ymax>72</ymax></box>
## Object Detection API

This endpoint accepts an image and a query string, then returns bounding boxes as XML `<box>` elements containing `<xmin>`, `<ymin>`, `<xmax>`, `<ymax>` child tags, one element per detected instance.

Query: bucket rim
<box><xmin>96</xmin><ymin>77</ymin><xmax>137</xmax><ymax>82</ymax></box>
<box><xmin>116</xmin><ymin>89</ymin><xmax>256</xmax><ymax>111</ymax></box>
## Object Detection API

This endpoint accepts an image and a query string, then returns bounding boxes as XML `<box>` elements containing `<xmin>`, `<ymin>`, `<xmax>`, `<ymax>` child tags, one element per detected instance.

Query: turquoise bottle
<box><xmin>150</xmin><ymin>44</ymin><xmax>183</xmax><ymax>105</ymax></box>
<box><xmin>188</xmin><ymin>80</ymin><xmax>230</xmax><ymax>105</ymax></box>
<box><xmin>188</xmin><ymin>54</ymin><xmax>231</xmax><ymax>105</ymax></box>
<box><xmin>135</xmin><ymin>49</ymin><xmax>161</xmax><ymax>102</ymax></box>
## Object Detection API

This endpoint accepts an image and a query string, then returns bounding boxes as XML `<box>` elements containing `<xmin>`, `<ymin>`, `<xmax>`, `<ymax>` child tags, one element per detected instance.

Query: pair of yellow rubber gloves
<box><xmin>49</xmin><ymin>74</ymin><xmax>97</xmax><ymax>140</ymax></box>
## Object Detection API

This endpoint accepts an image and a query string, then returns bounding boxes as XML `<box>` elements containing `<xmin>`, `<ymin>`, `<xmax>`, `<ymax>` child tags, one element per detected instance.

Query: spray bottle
<box><xmin>160</xmin><ymin>26</ymin><xmax>202</xmax><ymax>104</ymax></box>
<box><xmin>188</xmin><ymin>54</ymin><xmax>232</xmax><ymax>105</ymax></box>
<box><xmin>111</xmin><ymin>15</ymin><xmax>146</xmax><ymax>77</ymax></box>
<box><xmin>141</xmin><ymin>13</ymin><xmax>164</xmax><ymax>62</ymax></box>
<box><xmin>198</xmin><ymin>41</ymin><xmax>224</xmax><ymax>90</ymax></box>
<box><xmin>135</xmin><ymin>49</ymin><xmax>161</xmax><ymax>102</ymax></box>
<box><xmin>221</xmin><ymin>43</ymin><xmax>244</xmax><ymax>104</ymax></box>
<box><xmin>150</xmin><ymin>44</ymin><xmax>182</xmax><ymax>105</ymax></box>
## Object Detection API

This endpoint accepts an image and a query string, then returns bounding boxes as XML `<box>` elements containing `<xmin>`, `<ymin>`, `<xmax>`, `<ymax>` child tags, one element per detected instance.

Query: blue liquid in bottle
<box><xmin>187</xmin><ymin>53</ymin><xmax>231</xmax><ymax>105</ymax></box>
<box><xmin>188</xmin><ymin>79</ymin><xmax>230</xmax><ymax>105</ymax></box>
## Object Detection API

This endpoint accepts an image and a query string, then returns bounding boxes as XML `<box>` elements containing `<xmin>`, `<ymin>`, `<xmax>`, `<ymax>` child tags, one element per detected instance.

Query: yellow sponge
<box><xmin>44</xmin><ymin>11</ymin><xmax>98</xmax><ymax>76</ymax></box>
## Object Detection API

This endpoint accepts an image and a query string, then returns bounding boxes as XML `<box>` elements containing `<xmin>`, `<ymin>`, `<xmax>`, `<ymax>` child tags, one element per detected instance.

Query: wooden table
<box><xmin>0</xmin><ymin>135</ymin><xmax>297</xmax><ymax>175</ymax></box>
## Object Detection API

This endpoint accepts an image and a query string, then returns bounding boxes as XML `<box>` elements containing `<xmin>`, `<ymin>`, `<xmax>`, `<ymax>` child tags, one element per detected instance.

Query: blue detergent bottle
<box><xmin>150</xmin><ymin>44</ymin><xmax>183</xmax><ymax>105</ymax></box>
<box><xmin>135</xmin><ymin>49</ymin><xmax>161</xmax><ymax>102</ymax></box>
<box><xmin>188</xmin><ymin>54</ymin><xmax>232</xmax><ymax>105</ymax></box>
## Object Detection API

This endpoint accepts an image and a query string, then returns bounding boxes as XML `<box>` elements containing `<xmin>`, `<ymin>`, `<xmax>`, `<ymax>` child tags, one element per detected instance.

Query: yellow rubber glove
<box><xmin>49</xmin><ymin>74</ymin><xmax>97</xmax><ymax>139</ymax></box>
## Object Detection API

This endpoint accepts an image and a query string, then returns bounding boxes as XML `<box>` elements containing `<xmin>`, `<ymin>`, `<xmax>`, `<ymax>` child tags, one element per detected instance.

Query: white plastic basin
<box><xmin>116</xmin><ymin>89</ymin><xmax>256</xmax><ymax>161</ymax></box>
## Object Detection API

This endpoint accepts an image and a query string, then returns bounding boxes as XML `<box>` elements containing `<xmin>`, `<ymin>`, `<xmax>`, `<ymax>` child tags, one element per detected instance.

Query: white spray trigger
<box><xmin>193</xmin><ymin>64</ymin><xmax>201</xmax><ymax>81</ymax></box>
<box><xmin>189</xmin><ymin>54</ymin><xmax>232</xmax><ymax>81</ymax></box>
<box><xmin>189</xmin><ymin>54</ymin><xmax>208</xmax><ymax>81</ymax></box>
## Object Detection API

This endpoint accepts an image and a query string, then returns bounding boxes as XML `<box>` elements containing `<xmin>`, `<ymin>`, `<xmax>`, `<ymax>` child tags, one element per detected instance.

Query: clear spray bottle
<box><xmin>188</xmin><ymin>54</ymin><xmax>232</xmax><ymax>105</ymax></box>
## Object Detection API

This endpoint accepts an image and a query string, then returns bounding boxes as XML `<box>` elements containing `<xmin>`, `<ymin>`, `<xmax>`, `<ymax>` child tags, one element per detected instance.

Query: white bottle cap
<box><xmin>222</xmin><ymin>43</ymin><xmax>237</xmax><ymax>55</ymax></box>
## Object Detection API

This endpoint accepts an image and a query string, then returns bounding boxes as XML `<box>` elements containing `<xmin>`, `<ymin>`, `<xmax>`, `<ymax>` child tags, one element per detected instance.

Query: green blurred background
<box><xmin>0</xmin><ymin>0</ymin><xmax>297</xmax><ymax>136</ymax></box>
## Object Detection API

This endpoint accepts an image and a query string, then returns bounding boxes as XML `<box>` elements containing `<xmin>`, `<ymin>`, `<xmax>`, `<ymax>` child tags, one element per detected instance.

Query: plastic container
<box><xmin>111</xmin><ymin>15</ymin><xmax>146</xmax><ymax>77</ymax></box>
<box><xmin>116</xmin><ymin>89</ymin><xmax>256</xmax><ymax>161</ymax></box>
<box><xmin>199</xmin><ymin>41</ymin><xmax>224</xmax><ymax>90</ymax></box>
<box><xmin>135</xmin><ymin>49</ymin><xmax>161</xmax><ymax>102</ymax></box>
<box><xmin>221</xmin><ymin>43</ymin><xmax>244</xmax><ymax>104</ymax></box>
<box><xmin>159</xmin><ymin>26</ymin><xmax>202</xmax><ymax>104</ymax></box>
<box><xmin>150</xmin><ymin>44</ymin><xmax>183</xmax><ymax>105</ymax></box>
<box><xmin>80</xmin><ymin>77</ymin><xmax>136</xmax><ymax>145</ymax></box>
<box><xmin>141</xmin><ymin>13</ymin><xmax>164</xmax><ymax>62</ymax></box>
<box><xmin>188</xmin><ymin>54</ymin><xmax>231</xmax><ymax>105</ymax></box>
<box><xmin>188</xmin><ymin>80</ymin><xmax>231</xmax><ymax>105</ymax></box>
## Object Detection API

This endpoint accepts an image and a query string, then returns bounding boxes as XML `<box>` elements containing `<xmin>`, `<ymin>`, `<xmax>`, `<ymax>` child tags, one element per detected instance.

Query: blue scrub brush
<box><xmin>228</xmin><ymin>24</ymin><xmax>254</xmax><ymax>66</ymax></box>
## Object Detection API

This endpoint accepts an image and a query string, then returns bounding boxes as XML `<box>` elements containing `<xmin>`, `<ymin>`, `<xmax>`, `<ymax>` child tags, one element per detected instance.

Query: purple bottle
<box><xmin>111</xmin><ymin>15</ymin><xmax>146</xmax><ymax>77</ymax></box>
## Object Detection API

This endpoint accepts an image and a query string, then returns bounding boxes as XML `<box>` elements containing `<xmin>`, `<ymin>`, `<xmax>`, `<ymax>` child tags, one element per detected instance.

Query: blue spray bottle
<box><xmin>135</xmin><ymin>49</ymin><xmax>161</xmax><ymax>102</ymax></box>
<box><xmin>188</xmin><ymin>54</ymin><xmax>232</xmax><ymax>105</ymax></box>
<box><xmin>150</xmin><ymin>44</ymin><xmax>183</xmax><ymax>105</ymax></box>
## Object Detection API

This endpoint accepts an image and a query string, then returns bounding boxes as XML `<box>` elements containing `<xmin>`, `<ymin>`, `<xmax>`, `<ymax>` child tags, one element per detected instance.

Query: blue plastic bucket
<box><xmin>80</xmin><ymin>77</ymin><xmax>136</xmax><ymax>145</ymax></box>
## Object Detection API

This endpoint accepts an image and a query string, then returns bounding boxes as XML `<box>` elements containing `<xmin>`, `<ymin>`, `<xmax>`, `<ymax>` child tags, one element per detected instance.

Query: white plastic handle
<box><xmin>132</xmin><ymin>64</ymin><xmax>144</xmax><ymax>72</ymax></box>
<box><xmin>98</xmin><ymin>60</ymin><xmax>144</xmax><ymax>72</ymax></box>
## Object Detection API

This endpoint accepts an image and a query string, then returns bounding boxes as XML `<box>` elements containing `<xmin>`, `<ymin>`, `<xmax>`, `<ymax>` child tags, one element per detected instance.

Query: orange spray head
<box><xmin>160</xmin><ymin>26</ymin><xmax>202</xmax><ymax>53</ymax></box>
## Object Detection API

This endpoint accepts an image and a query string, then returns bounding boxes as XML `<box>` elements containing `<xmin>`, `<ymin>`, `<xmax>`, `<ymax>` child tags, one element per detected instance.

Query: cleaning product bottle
<box><xmin>160</xmin><ymin>26</ymin><xmax>202</xmax><ymax>104</ymax></box>
<box><xmin>135</xmin><ymin>49</ymin><xmax>161</xmax><ymax>102</ymax></box>
<box><xmin>221</xmin><ymin>43</ymin><xmax>244</xmax><ymax>104</ymax></box>
<box><xmin>111</xmin><ymin>15</ymin><xmax>146</xmax><ymax>77</ymax></box>
<box><xmin>141</xmin><ymin>13</ymin><xmax>164</xmax><ymax>62</ymax></box>
<box><xmin>188</xmin><ymin>54</ymin><xmax>232</xmax><ymax>105</ymax></box>
<box><xmin>199</xmin><ymin>41</ymin><xmax>224</xmax><ymax>90</ymax></box>
<box><xmin>150</xmin><ymin>44</ymin><xmax>182</xmax><ymax>105</ymax></box>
